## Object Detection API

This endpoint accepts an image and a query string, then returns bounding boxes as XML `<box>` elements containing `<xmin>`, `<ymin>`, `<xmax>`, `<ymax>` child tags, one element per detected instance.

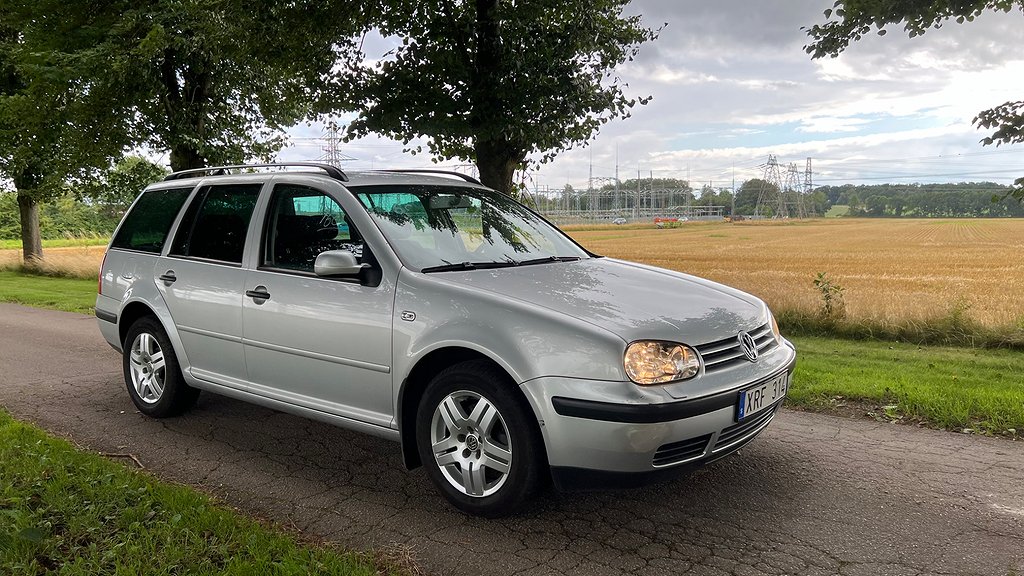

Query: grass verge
<box><xmin>790</xmin><ymin>335</ymin><xmax>1023</xmax><ymax>436</ymax></box>
<box><xmin>780</xmin><ymin>309</ymin><xmax>1024</xmax><ymax>351</ymax></box>
<box><xmin>0</xmin><ymin>271</ymin><xmax>97</xmax><ymax>314</ymax></box>
<box><xmin>0</xmin><ymin>410</ymin><xmax>399</xmax><ymax>575</ymax></box>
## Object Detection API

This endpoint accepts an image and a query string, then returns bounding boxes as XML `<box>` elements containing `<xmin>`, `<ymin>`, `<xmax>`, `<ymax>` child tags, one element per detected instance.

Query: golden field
<box><xmin>0</xmin><ymin>244</ymin><xmax>105</xmax><ymax>279</ymax></box>
<box><xmin>567</xmin><ymin>219</ymin><xmax>1024</xmax><ymax>330</ymax></box>
<box><xmin>2</xmin><ymin>219</ymin><xmax>1023</xmax><ymax>331</ymax></box>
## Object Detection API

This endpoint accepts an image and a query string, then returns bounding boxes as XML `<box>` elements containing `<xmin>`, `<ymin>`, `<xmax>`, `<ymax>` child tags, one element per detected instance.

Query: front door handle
<box><xmin>245</xmin><ymin>286</ymin><xmax>271</xmax><ymax>303</ymax></box>
<box><xmin>158</xmin><ymin>271</ymin><xmax>176</xmax><ymax>284</ymax></box>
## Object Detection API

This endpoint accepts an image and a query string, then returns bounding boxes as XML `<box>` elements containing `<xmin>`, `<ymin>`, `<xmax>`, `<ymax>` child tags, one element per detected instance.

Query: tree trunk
<box><xmin>471</xmin><ymin>0</ymin><xmax>515</xmax><ymax>194</ymax></box>
<box><xmin>16</xmin><ymin>193</ymin><xmax>42</xmax><ymax>263</ymax></box>
<box><xmin>161</xmin><ymin>48</ymin><xmax>209</xmax><ymax>173</ymax></box>
<box><xmin>475</xmin><ymin>141</ymin><xmax>519</xmax><ymax>196</ymax></box>
<box><xmin>170</xmin><ymin>144</ymin><xmax>206</xmax><ymax>172</ymax></box>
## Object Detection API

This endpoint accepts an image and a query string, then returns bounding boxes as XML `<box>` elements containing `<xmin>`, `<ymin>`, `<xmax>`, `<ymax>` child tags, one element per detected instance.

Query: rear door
<box><xmin>157</xmin><ymin>181</ymin><xmax>263</xmax><ymax>389</ymax></box>
<box><xmin>241</xmin><ymin>179</ymin><xmax>395</xmax><ymax>428</ymax></box>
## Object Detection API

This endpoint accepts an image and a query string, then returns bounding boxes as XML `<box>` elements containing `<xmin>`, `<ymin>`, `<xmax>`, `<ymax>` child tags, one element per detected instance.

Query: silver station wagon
<box><xmin>96</xmin><ymin>163</ymin><xmax>796</xmax><ymax>516</ymax></box>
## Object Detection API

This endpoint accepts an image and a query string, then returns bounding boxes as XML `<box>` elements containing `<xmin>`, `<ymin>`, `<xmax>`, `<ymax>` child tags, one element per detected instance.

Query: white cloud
<box><xmin>282</xmin><ymin>0</ymin><xmax>1024</xmax><ymax>189</ymax></box>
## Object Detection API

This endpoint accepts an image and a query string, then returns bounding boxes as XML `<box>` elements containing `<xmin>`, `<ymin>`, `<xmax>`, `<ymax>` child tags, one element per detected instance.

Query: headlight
<box><xmin>624</xmin><ymin>341</ymin><xmax>700</xmax><ymax>385</ymax></box>
<box><xmin>769</xmin><ymin>311</ymin><xmax>781</xmax><ymax>342</ymax></box>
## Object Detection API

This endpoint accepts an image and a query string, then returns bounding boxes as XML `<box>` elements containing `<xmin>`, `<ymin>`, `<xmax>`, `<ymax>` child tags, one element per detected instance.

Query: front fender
<box><xmin>392</xmin><ymin>268</ymin><xmax>628</xmax><ymax>390</ymax></box>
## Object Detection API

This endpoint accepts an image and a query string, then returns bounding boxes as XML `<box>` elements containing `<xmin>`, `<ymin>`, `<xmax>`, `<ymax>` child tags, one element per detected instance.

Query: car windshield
<box><xmin>350</xmin><ymin>184</ymin><xmax>590</xmax><ymax>272</ymax></box>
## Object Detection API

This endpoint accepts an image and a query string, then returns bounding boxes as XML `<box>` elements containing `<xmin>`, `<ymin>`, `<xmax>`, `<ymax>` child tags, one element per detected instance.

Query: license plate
<box><xmin>737</xmin><ymin>372</ymin><xmax>789</xmax><ymax>421</ymax></box>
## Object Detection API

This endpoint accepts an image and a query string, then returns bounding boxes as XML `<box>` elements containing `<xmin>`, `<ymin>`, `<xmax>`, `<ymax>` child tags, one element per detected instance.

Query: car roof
<box><xmin>150</xmin><ymin>164</ymin><xmax>488</xmax><ymax>191</ymax></box>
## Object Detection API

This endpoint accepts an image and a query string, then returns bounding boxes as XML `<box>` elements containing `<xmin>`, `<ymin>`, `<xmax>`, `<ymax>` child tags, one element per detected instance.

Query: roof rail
<box><xmin>378</xmin><ymin>169</ymin><xmax>483</xmax><ymax>186</ymax></box>
<box><xmin>163</xmin><ymin>162</ymin><xmax>349</xmax><ymax>182</ymax></box>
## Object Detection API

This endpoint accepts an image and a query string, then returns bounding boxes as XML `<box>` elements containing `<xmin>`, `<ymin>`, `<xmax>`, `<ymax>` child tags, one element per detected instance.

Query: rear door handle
<box><xmin>245</xmin><ymin>286</ymin><xmax>271</xmax><ymax>303</ymax></box>
<box><xmin>158</xmin><ymin>271</ymin><xmax>176</xmax><ymax>284</ymax></box>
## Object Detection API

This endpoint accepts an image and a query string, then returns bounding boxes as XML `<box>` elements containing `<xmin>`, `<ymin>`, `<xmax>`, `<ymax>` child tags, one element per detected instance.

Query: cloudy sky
<box><xmin>280</xmin><ymin>0</ymin><xmax>1024</xmax><ymax>190</ymax></box>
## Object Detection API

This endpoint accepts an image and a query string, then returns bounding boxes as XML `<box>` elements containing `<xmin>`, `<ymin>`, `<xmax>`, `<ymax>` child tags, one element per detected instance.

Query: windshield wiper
<box><xmin>420</xmin><ymin>261</ymin><xmax>523</xmax><ymax>273</ymax></box>
<box><xmin>517</xmin><ymin>256</ymin><xmax>583</xmax><ymax>266</ymax></box>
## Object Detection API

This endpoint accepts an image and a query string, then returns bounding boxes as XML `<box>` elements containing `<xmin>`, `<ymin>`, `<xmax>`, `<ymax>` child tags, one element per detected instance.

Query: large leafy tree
<box><xmin>0</xmin><ymin>16</ymin><xmax>130</xmax><ymax>261</ymax></box>
<box><xmin>4</xmin><ymin>1</ymin><xmax>366</xmax><ymax>172</ymax></box>
<box><xmin>345</xmin><ymin>0</ymin><xmax>659</xmax><ymax>195</ymax></box>
<box><xmin>79</xmin><ymin>155</ymin><xmax>168</xmax><ymax>218</ymax></box>
<box><xmin>735</xmin><ymin>178</ymin><xmax>778</xmax><ymax>216</ymax></box>
<box><xmin>1</xmin><ymin>1</ymin><xmax>365</xmax><ymax>260</ymax></box>
<box><xmin>804</xmin><ymin>1</ymin><xmax>1024</xmax><ymax>200</ymax></box>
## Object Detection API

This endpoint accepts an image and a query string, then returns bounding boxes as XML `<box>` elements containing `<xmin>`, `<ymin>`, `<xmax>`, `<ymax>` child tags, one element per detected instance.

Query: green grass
<box><xmin>789</xmin><ymin>335</ymin><xmax>1024</xmax><ymax>435</ymax></box>
<box><xmin>0</xmin><ymin>271</ymin><xmax>97</xmax><ymax>314</ymax></box>
<box><xmin>0</xmin><ymin>237</ymin><xmax>109</xmax><ymax>250</ymax></box>
<box><xmin>779</xmin><ymin>308</ymin><xmax>1024</xmax><ymax>350</ymax></box>
<box><xmin>0</xmin><ymin>410</ymin><xmax>397</xmax><ymax>576</ymax></box>
<box><xmin>824</xmin><ymin>204</ymin><xmax>850</xmax><ymax>217</ymax></box>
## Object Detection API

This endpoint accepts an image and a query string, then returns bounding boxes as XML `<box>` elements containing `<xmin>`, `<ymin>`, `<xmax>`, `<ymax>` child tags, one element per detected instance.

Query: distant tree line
<box><xmin>818</xmin><ymin>182</ymin><xmax>1024</xmax><ymax>218</ymax></box>
<box><xmin>0</xmin><ymin>156</ymin><xmax>166</xmax><ymax>240</ymax></box>
<box><xmin>530</xmin><ymin>179</ymin><xmax>1022</xmax><ymax>219</ymax></box>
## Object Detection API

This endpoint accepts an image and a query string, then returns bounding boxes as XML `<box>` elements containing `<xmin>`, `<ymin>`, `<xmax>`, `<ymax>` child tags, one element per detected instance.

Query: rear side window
<box><xmin>110</xmin><ymin>187</ymin><xmax>193</xmax><ymax>253</ymax></box>
<box><xmin>171</xmin><ymin>184</ymin><xmax>262</xmax><ymax>264</ymax></box>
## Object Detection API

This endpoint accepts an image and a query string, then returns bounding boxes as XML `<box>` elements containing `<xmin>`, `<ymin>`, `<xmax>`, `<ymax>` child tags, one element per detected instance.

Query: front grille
<box><xmin>695</xmin><ymin>322</ymin><xmax>778</xmax><ymax>374</ymax></box>
<box><xmin>652</xmin><ymin>433</ymin><xmax>712</xmax><ymax>467</ymax></box>
<box><xmin>712</xmin><ymin>402</ymin><xmax>779</xmax><ymax>452</ymax></box>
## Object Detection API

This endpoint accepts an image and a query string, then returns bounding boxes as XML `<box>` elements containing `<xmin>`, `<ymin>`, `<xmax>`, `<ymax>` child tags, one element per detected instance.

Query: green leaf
<box><xmin>16</xmin><ymin>527</ymin><xmax>45</xmax><ymax>543</ymax></box>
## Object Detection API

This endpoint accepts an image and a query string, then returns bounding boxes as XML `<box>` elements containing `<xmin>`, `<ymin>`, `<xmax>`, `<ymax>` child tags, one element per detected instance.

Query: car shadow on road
<box><xmin>143</xmin><ymin>392</ymin><xmax>819</xmax><ymax>574</ymax></box>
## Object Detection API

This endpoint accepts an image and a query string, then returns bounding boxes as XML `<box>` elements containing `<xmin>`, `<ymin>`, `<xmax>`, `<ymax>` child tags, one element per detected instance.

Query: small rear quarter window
<box><xmin>111</xmin><ymin>187</ymin><xmax>194</xmax><ymax>253</ymax></box>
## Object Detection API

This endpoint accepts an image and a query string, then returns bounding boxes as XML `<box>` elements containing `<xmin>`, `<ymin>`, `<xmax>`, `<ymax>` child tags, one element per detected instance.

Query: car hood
<box><xmin>429</xmin><ymin>257</ymin><xmax>766</xmax><ymax>345</ymax></box>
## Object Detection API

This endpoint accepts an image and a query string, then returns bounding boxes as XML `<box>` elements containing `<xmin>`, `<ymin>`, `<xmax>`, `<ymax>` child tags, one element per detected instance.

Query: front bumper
<box><xmin>520</xmin><ymin>340</ymin><xmax>796</xmax><ymax>490</ymax></box>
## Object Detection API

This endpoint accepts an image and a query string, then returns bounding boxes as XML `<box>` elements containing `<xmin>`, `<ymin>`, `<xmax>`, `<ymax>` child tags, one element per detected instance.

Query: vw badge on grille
<box><xmin>738</xmin><ymin>331</ymin><xmax>758</xmax><ymax>362</ymax></box>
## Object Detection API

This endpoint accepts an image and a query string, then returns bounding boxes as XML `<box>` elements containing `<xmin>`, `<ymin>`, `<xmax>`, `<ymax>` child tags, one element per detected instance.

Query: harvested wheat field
<box><xmin>567</xmin><ymin>219</ymin><xmax>1024</xmax><ymax>330</ymax></box>
<box><xmin>2</xmin><ymin>219</ymin><xmax>1022</xmax><ymax>332</ymax></box>
<box><xmin>0</xmin><ymin>245</ymin><xmax>105</xmax><ymax>279</ymax></box>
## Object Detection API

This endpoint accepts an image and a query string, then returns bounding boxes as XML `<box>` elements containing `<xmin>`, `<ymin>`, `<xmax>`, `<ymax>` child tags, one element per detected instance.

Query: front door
<box><xmin>242</xmin><ymin>182</ymin><xmax>395</xmax><ymax>428</ymax></box>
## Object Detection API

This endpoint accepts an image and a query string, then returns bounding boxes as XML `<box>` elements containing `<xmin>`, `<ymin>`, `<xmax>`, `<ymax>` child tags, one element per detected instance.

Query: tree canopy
<box><xmin>817</xmin><ymin>182</ymin><xmax>1024</xmax><ymax>217</ymax></box>
<box><xmin>2</xmin><ymin>1</ymin><xmax>366</xmax><ymax>172</ymax></box>
<box><xmin>0</xmin><ymin>12</ymin><xmax>131</xmax><ymax>260</ymax></box>
<box><xmin>345</xmin><ymin>0</ymin><xmax>659</xmax><ymax>195</ymax></box>
<box><xmin>804</xmin><ymin>1</ymin><xmax>1024</xmax><ymax>200</ymax></box>
<box><xmin>0</xmin><ymin>0</ymin><xmax>366</xmax><ymax>259</ymax></box>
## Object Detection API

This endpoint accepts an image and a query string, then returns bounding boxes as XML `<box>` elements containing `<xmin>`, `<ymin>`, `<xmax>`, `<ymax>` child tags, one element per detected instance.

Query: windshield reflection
<box><xmin>350</xmin><ymin>185</ymin><xmax>589</xmax><ymax>271</ymax></box>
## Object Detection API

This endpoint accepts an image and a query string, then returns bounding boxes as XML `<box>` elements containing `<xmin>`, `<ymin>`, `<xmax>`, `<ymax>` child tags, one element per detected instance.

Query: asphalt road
<box><xmin>1</xmin><ymin>303</ymin><xmax>1022</xmax><ymax>576</ymax></box>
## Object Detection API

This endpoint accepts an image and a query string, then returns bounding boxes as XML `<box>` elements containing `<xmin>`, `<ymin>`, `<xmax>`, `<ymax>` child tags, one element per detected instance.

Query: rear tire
<box><xmin>122</xmin><ymin>316</ymin><xmax>199</xmax><ymax>417</ymax></box>
<box><xmin>415</xmin><ymin>360</ymin><xmax>545</xmax><ymax>517</ymax></box>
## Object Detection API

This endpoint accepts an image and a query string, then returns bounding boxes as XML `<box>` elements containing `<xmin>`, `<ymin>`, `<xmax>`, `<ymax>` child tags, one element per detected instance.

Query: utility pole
<box><xmin>731</xmin><ymin>166</ymin><xmax>736</xmax><ymax>218</ymax></box>
<box><xmin>319</xmin><ymin>120</ymin><xmax>356</xmax><ymax>167</ymax></box>
<box><xmin>755</xmin><ymin>154</ymin><xmax>783</xmax><ymax>219</ymax></box>
<box><xmin>614</xmin><ymin>144</ymin><xmax>620</xmax><ymax>212</ymax></box>
<box><xmin>635</xmin><ymin>169</ymin><xmax>641</xmax><ymax>220</ymax></box>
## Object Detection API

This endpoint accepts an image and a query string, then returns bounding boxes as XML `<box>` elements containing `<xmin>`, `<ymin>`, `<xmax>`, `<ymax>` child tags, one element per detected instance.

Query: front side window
<box><xmin>262</xmin><ymin>184</ymin><xmax>363</xmax><ymax>273</ymax></box>
<box><xmin>350</xmin><ymin>185</ymin><xmax>589</xmax><ymax>271</ymax></box>
<box><xmin>171</xmin><ymin>184</ymin><xmax>261</xmax><ymax>264</ymax></box>
<box><xmin>111</xmin><ymin>187</ymin><xmax>193</xmax><ymax>253</ymax></box>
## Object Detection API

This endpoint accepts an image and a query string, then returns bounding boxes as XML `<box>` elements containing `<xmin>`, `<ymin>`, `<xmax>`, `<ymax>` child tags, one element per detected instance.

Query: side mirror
<box><xmin>314</xmin><ymin>250</ymin><xmax>367</xmax><ymax>277</ymax></box>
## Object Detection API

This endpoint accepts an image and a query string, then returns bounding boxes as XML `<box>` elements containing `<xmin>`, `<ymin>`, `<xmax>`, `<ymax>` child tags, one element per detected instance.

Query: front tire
<box><xmin>415</xmin><ymin>360</ymin><xmax>545</xmax><ymax>517</ymax></box>
<box><xmin>122</xmin><ymin>316</ymin><xmax>199</xmax><ymax>417</ymax></box>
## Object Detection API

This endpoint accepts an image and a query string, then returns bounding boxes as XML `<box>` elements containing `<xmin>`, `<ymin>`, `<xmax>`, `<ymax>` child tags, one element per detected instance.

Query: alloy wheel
<box><xmin>129</xmin><ymin>332</ymin><xmax>165</xmax><ymax>404</ymax></box>
<box><xmin>429</xmin><ymin>390</ymin><xmax>513</xmax><ymax>497</ymax></box>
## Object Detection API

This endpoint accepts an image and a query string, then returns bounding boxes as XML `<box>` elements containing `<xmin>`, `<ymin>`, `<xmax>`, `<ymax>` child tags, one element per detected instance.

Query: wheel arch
<box><xmin>118</xmin><ymin>301</ymin><xmax>160</xmax><ymax>347</ymax></box>
<box><xmin>397</xmin><ymin>346</ymin><xmax>543</xmax><ymax>471</ymax></box>
<box><xmin>117</xmin><ymin>298</ymin><xmax>192</xmax><ymax>376</ymax></box>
